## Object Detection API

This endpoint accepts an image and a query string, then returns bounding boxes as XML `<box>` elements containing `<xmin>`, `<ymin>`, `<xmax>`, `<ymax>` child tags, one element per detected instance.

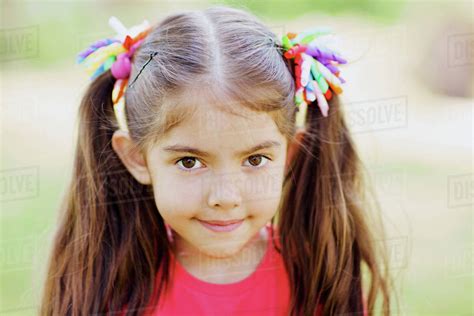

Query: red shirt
<box><xmin>151</xmin><ymin>223</ymin><xmax>297</xmax><ymax>315</ymax></box>
<box><xmin>119</xmin><ymin>224</ymin><xmax>367</xmax><ymax>315</ymax></box>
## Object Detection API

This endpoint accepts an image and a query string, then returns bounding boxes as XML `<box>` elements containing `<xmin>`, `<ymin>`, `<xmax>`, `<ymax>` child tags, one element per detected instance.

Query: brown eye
<box><xmin>244</xmin><ymin>155</ymin><xmax>270</xmax><ymax>168</ymax></box>
<box><xmin>176</xmin><ymin>157</ymin><xmax>203</xmax><ymax>171</ymax></box>
<box><xmin>248</xmin><ymin>155</ymin><xmax>262</xmax><ymax>166</ymax></box>
<box><xmin>182</xmin><ymin>157</ymin><xmax>196</xmax><ymax>168</ymax></box>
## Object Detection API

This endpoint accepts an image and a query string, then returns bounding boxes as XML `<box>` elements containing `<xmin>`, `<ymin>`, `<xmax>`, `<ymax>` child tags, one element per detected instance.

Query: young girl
<box><xmin>40</xmin><ymin>5</ymin><xmax>394</xmax><ymax>316</ymax></box>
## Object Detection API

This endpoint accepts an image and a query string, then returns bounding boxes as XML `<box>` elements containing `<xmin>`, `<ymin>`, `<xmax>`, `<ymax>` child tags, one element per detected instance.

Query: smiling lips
<box><xmin>200</xmin><ymin>219</ymin><xmax>243</xmax><ymax>225</ymax></box>
<box><xmin>197</xmin><ymin>219</ymin><xmax>244</xmax><ymax>232</ymax></box>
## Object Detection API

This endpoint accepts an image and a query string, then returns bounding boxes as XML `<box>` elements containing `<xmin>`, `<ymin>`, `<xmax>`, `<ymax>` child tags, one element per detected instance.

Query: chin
<box><xmin>197</xmin><ymin>239</ymin><xmax>245</xmax><ymax>259</ymax></box>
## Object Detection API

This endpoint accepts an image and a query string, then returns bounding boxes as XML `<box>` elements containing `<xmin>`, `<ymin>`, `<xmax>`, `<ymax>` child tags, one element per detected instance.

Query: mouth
<box><xmin>198</xmin><ymin>219</ymin><xmax>243</xmax><ymax>225</ymax></box>
<box><xmin>197</xmin><ymin>218</ymin><xmax>244</xmax><ymax>232</ymax></box>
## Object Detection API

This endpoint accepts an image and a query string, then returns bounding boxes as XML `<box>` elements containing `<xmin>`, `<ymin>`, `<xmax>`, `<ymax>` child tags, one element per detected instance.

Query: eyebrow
<box><xmin>162</xmin><ymin>140</ymin><xmax>281</xmax><ymax>158</ymax></box>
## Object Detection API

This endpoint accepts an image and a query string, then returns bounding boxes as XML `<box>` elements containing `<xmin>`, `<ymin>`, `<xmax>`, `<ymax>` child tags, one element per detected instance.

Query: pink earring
<box><xmin>164</xmin><ymin>222</ymin><xmax>174</xmax><ymax>243</ymax></box>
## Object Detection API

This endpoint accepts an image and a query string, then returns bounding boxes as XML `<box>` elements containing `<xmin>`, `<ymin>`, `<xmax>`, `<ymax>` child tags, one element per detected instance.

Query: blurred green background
<box><xmin>1</xmin><ymin>0</ymin><xmax>472</xmax><ymax>315</ymax></box>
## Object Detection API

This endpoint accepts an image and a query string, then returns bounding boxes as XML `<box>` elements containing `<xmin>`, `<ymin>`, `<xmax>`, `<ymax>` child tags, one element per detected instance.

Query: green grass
<box><xmin>219</xmin><ymin>0</ymin><xmax>404</xmax><ymax>22</ymax></box>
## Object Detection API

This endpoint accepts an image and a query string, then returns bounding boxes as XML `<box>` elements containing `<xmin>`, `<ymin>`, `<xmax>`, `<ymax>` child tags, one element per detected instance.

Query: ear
<box><xmin>285</xmin><ymin>129</ymin><xmax>305</xmax><ymax>173</ymax></box>
<box><xmin>111</xmin><ymin>130</ymin><xmax>152</xmax><ymax>185</ymax></box>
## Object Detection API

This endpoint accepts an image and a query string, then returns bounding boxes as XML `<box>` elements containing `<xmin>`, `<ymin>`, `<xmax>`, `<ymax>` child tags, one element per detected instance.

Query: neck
<box><xmin>172</xmin><ymin>227</ymin><xmax>268</xmax><ymax>284</ymax></box>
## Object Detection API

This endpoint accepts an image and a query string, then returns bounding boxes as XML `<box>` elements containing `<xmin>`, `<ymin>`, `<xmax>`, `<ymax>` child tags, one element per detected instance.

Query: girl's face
<box><xmin>145</xmin><ymin>101</ymin><xmax>288</xmax><ymax>259</ymax></box>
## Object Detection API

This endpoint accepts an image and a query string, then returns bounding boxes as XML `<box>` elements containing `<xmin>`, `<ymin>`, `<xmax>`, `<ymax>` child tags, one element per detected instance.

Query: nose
<box><xmin>206</xmin><ymin>172</ymin><xmax>243</xmax><ymax>210</ymax></box>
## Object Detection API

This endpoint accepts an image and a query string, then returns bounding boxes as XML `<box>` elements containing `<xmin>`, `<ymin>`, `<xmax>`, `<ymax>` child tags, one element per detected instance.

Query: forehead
<box><xmin>157</xmin><ymin>82</ymin><xmax>278</xmax><ymax>132</ymax></box>
<box><xmin>163</xmin><ymin>99</ymin><xmax>282</xmax><ymax>148</ymax></box>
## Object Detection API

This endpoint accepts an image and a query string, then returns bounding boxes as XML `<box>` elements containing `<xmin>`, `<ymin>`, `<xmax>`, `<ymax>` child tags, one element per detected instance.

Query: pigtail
<box><xmin>278</xmin><ymin>95</ymin><xmax>393</xmax><ymax>315</ymax></box>
<box><xmin>40</xmin><ymin>71</ymin><xmax>172</xmax><ymax>316</ymax></box>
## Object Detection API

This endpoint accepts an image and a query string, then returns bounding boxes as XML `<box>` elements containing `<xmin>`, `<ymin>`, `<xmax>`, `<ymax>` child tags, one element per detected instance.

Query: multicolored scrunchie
<box><xmin>282</xmin><ymin>27</ymin><xmax>347</xmax><ymax>128</ymax></box>
<box><xmin>77</xmin><ymin>18</ymin><xmax>345</xmax><ymax>132</ymax></box>
<box><xmin>77</xmin><ymin>17</ymin><xmax>152</xmax><ymax>132</ymax></box>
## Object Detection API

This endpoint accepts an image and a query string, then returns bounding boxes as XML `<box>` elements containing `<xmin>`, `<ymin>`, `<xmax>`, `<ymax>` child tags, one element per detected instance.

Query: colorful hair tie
<box><xmin>77</xmin><ymin>16</ymin><xmax>152</xmax><ymax>132</ymax></box>
<box><xmin>281</xmin><ymin>28</ymin><xmax>347</xmax><ymax>128</ymax></box>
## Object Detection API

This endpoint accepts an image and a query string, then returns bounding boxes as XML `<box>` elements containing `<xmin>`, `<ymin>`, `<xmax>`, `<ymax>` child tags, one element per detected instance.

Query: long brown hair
<box><xmin>41</xmin><ymin>5</ymin><xmax>395</xmax><ymax>316</ymax></box>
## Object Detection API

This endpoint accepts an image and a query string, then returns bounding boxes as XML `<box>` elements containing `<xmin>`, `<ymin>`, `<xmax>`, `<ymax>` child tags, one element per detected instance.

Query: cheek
<box><xmin>152</xmin><ymin>171</ymin><xmax>204</xmax><ymax>221</ymax></box>
<box><xmin>244</xmin><ymin>167</ymin><xmax>285</xmax><ymax>217</ymax></box>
